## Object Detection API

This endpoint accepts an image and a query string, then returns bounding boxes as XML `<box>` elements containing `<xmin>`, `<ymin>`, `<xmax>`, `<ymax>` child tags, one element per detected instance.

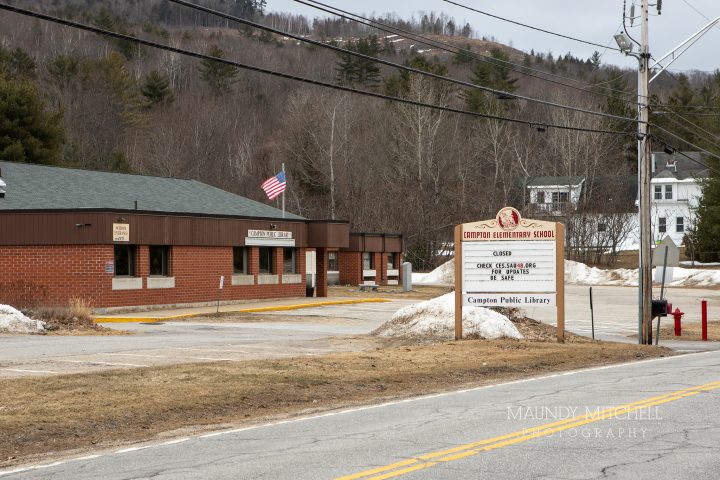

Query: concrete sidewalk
<box><xmin>94</xmin><ymin>297</ymin><xmax>391</xmax><ymax>323</ymax></box>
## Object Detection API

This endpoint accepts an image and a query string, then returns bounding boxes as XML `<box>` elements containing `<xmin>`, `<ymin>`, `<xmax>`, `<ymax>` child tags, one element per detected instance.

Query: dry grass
<box><xmin>658</xmin><ymin>321</ymin><xmax>720</xmax><ymax>342</ymax></box>
<box><xmin>328</xmin><ymin>285</ymin><xmax>453</xmax><ymax>300</ymax></box>
<box><xmin>0</xmin><ymin>339</ymin><xmax>669</xmax><ymax>467</ymax></box>
<box><xmin>25</xmin><ymin>299</ymin><xmax>124</xmax><ymax>335</ymax></box>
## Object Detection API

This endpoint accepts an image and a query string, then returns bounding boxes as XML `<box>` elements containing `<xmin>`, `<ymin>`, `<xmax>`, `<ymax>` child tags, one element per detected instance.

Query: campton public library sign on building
<box><xmin>0</xmin><ymin>161</ymin><xmax>403</xmax><ymax>312</ymax></box>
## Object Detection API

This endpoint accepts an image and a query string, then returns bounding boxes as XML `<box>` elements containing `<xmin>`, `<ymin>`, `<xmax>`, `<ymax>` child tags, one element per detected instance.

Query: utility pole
<box><xmin>638</xmin><ymin>0</ymin><xmax>652</xmax><ymax>345</ymax></box>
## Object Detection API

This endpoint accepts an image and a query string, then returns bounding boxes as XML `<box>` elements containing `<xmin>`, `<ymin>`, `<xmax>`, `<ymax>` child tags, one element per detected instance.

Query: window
<box><xmin>283</xmin><ymin>248</ymin><xmax>296</xmax><ymax>274</ymax></box>
<box><xmin>552</xmin><ymin>191</ymin><xmax>569</xmax><ymax>203</ymax></box>
<box><xmin>387</xmin><ymin>253</ymin><xmax>397</xmax><ymax>270</ymax></box>
<box><xmin>363</xmin><ymin>252</ymin><xmax>374</xmax><ymax>270</ymax></box>
<box><xmin>658</xmin><ymin>217</ymin><xmax>666</xmax><ymax>234</ymax></box>
<box><xmin>654</xmin><ymin>185</ymin><xmax>662</xmax><ymax>200</ymax></box>
<box><xmin>233</xmin><ymin>247</ymin><xmax>247</xmax><ymax>274</ymax></box>
<box><xmin>664</xmin><ymin>184</ymin><xmax>673</xmax><ymax>200</ymax></box>
<box><xmin>149</xmin><ymin>246</ymin><xmax>170</xmax><ymax>276</ymax></box>
<box><xmin>328</xmin><ymin>252</ymin><xmax>338</xmax><ymax>271</ymax></box>
<box><xmin>535</xmin><ymin>191</ymin><xmax>545</xmax><ymax>204</ymax></box>
<box><xmin>259</xmin><ymin>247</ymin><xmax>274</xmax><ymax>274</ymax></box>
<box><xmin>676</xmin><ymin>217</ymin><xmax>685</xmax><ymax>233</ymax></box>
<box><xmin>114</xmin><ymin>245</ymin><xmax>136</xmax><ymax>277</ymax></box>
<box><xmin>598</xmin><ymin>223</ymin><xmax>607</xmax><ymax>233</ymax></box>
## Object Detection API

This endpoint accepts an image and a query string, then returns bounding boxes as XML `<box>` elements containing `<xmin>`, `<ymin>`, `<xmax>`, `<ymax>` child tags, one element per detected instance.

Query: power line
<box><xmin>657</xmin><ymin>112</ymin><xmax>720</xmax><ymax>151</ymax></box>
<box><xmin>296</xmin><ymin>0</ymin><xmax>639</xmax><ymax>104</ymax></box>
<box><xmin>169</xmin><ymin>0</ymin><xmax>640</xmax><ymax>125</ymax></box>
<box><xmin>0</xmin><ymin>3</ymin><xmax>635</xmax><ymax>138</ymax></box>
<box><xmin>651</xmin><ymin>123</ymin><xmax>720</xmax><ymax>162</ymax></box>
<box><xmin>442</xmin><ymin>0</ymin><xmax>624</xmax><ymax>52</ymax></box>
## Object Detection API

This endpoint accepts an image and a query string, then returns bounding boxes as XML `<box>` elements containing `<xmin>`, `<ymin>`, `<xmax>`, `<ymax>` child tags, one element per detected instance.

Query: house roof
<box><xmin>0</xmin><ymin>161</ymin><xmax>303</xmax><ymax>220</ymax></box>
<box><xmin>525</xmin><ymin>176</ymin><xmax>585</xmax><ymax>187</ymax></box>
<box><xmin>652</xmin><ymin>152</ymin><xmax>708</xmax><ymax>181</ymax></box>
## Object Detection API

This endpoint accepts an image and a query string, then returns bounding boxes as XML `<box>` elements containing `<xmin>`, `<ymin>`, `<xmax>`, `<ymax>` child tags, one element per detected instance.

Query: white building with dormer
<box><xmin>650</xmin><ymin>151</ymin><xmax>707</xmax><ymax>246</ymax></box>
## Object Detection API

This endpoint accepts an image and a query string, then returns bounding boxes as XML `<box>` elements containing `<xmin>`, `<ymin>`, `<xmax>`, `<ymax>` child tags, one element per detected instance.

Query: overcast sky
<box><xmin>267</xmin><ymin>0</ymin><xmax>720</xmax><ymax>72</ymax></box>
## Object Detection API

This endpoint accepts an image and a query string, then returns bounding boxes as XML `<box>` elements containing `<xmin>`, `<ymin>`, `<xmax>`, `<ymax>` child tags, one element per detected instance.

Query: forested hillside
<box><xmin>1</xmin><ymin>0</ymin><xmax>719</xmax><ymax>267</ymax></box>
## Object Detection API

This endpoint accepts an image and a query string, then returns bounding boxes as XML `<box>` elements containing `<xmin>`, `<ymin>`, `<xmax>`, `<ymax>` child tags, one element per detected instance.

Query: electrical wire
<box><xmin>296</xmin><ymin>0</ymin><xmax>639</xmax><ymax>104</ymax></box>
<box><xmin>0</xmin><ymin>3</ymin><xmax>636</xmax><ymax>137</ymax></box>
<box><xmin>443</xmin><ymin>0</ymin><xmax>623</xmax><ymax>52</ymax></box>
<box><xmin>651</xmin><ymin>123</ymin><xmax>720</xmax><ymax>162</ymax></box>
<box><xmin>168</xmin><ymin>0</ymin><xmax>640</xmax><ymax>125</ymax></box>
<box><xmin>657</xmin><ymin>113</ymin><xmax>720</xmax><ymax>151</ymax></box>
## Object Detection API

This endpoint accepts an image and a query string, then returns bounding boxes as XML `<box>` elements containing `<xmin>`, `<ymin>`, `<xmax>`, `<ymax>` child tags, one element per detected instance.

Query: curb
<box><xmin>95</xmin><ymin>298</ymin><xmax>391</xmax><ymax>323</ymax></box>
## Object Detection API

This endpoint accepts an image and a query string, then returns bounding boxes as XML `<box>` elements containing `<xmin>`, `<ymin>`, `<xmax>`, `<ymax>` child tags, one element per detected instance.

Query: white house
<box><xmin>525</xmin><ymin>176</ymin><xmax>585</xmax><ymax>216</ymax></box>
<box><xmin>650</xmin><ymin>152</ymin><xmax>707</xmax><ymax>246</ymax></box>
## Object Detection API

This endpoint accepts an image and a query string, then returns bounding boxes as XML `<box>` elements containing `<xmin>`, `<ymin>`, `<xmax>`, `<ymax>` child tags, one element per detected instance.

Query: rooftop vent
<box><xmin>666</xmin><ymin>161</ymin><xmax>677</xmax><ymax>172</ymax></box>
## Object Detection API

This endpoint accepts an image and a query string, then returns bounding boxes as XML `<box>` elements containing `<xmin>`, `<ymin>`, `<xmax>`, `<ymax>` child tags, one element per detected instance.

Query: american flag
<box><xmin>261</xmin><ymin>171</ymin><xmax>287</xmax><ymax>200</ymax></box>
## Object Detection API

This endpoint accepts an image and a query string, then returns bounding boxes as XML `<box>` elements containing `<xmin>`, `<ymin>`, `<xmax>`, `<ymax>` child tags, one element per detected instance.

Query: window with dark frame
<box><xmin>654</xmin><ymin>185</ymin><xmax>662</xmax><ymax>200</ymax></box>
<box><xmin>658</xmin><ymin>217</ymin><xmax>667</xmax><ymax>234</ymax></box>
<box><xmin>233</xmin><ymin>247</ymin><xmax>247</xmax><ymax>274</ymax></box>
<box><xmin>259</xmin><ymin>247</ymin><xmax>274</xmax><ymax>274</ymax></box>
<box><xmin>283</xmin><ymin>248</ymin><xmax>296</xmax><ymax>274</ymax></box>
<box><xmin>363</xmin><ymin>252</ymin><xmax>374</xmax><ymax>270</ymax></box>
<box><xmin>387</xmin><ymin>253</ymin><xmax>397</xmax><ymax>270</ymax></box>
<box><xmin>114</xmin><ymin>245</ymin><xmax>136</xmax><ymax>277</ymax></box>
<box><xmin>552</xmin><ymin>191</ymin><xmax>569</xmax><ymax>204</ymax></box>
<box><xmin>676</xmin><ymin>217</ymin><xmax>684</xmax><ymax>233</ymax></box>
<box><xmin>149</xmin><ymin>246</ymin><xmax>170</xmax><ymax>276</ymax></box>
<box><xmin>665</xmin><ymin>184</ymin><xmax>673</xmax><ymax>200</ymax></box>
<box><xmin>536</xmin><ymin>191</ymin><xmax>545</xmax><ymax>204</ymax></box>
<box><xmin>598</xmin><ymin>223</ymin><xmax>607</xmax><ymax>233</ymax></box>
<box><xmin>328</xmin><ymin>252</ymin><xmax>338</xmax><ymax>271</ymax></box>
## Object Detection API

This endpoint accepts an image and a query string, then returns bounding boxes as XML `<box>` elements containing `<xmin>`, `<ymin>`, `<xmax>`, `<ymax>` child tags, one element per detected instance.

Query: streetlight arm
<box><xmin>649</xmin><ymin>17</ymin><xmax>720</xmax><ymax>83</ymax></box>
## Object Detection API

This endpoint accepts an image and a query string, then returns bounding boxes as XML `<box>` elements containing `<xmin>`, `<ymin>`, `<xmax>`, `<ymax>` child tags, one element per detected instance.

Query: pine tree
<box><xmin>463</xmin><ymin>48</ymin><xmax>517</xmax><ymax>113</ymax></box>
<box><xmin>0</xmin><ymin>77</ymin><xmax>64</xmax><ymax>164</ymax></box>
<box><xmin>199</xmin><ymin>45</ymin><xmax>239</xmax><ymax>96</ymax></box>
<box><xmin>335</xmin><ymin>36</ymin><xmax>381</xmax><ymax>90</ymax></box>
<box><xmin>590</xmin><ymin>51</ymin><xmax>601</xmax><ymax>69</ymax></box>
<box><xmin>141</xmin><ymin>71</ymin><xmax>174</xmax><ymax>106</ymax></box>
<box><xmin>692</xmin><ymin>157</ymin><xmax>720</xmax><ymax>261</ymax></box>
<box><xmin>47</xmin><ymin>55</ymin><xmax>80</xmax><ymax>89</ymax></box>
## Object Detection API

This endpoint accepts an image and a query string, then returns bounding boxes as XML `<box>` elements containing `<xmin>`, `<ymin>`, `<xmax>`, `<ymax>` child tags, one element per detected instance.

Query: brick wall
<box><xmin>0</xmin><ymin>245</ymin><xmax>307</xmax><ymax>309</ymax></box>
<box><xmin>338</xmin><ymin>251</ymin><xmax>361</xmax><ymax>285</ymax></box>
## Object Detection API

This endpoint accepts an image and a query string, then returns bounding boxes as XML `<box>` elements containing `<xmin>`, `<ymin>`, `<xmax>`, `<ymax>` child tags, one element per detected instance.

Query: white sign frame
<box><xmin>113</xmin><ymin>223</ymin><xmax>130</xmax><ymax>242</ymax></box>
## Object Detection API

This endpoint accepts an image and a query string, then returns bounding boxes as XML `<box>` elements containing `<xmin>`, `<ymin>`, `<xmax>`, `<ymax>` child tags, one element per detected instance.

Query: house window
<box><xmin>676</xmin><ymin>217</ymin><xmax>684</xmax><ymax>233</ymax></box>
<box><xmin>654</xmin><ymin>185</ymin><xmax>662</xmax><ymax>200</ymax></box>
<box><xmin>233</xmin><ymin>247</ymin><xmax>247</xmax><ymax>274</ymax></box>
<box><xmin>114</xmin><ymin>245</ymin><xmax>136</xmax><ymax>277</ymax></box>
<box><xmin>536</xmin><ymin>191</ymin><xmax>545</xmax><ymax>203</ymax></box>
<box><xmin>149</xmin><ymin>246</ymin><xmax>170</xmax><ymax>276</ymax></box>
<box><xmin>598</xmin><ymin>223</ymin><xmax>607</xmax><ymax>233</ymax></box>
<box><xmin>363</xmin><ymin>252</ymin><xmax>374</xmax><ymax>270</ymax></box>
<box><xmin>259</xmin><ymin>247</ymin><xmax>274</xmax><ymax>274</ymax></box>
<box><xmin>552</xmin><ymin>191</ymin><xmax>569</xmax><ymax>203</ymax></box>
<box><xmin>387</xmin><ymin>253</ymin><xmax>397</xmax><ymax>270</ymax></box>
<box><xmin>658</xmin><ymin>217</ymin><xmax>666</xmax><ymax>234</ymax></box>
<box><xmin>665</xmin><ymin>185</ymin><xmax>673</xmax><ymax>200</ymax></box>
<box><xmin>283</xmin><ymin>248</ymin><xmax>296</xmax><ymax>274</ymax></box>
<box><xmin>328</xmin><ymin>252</ymin><xmax>338</xmax><ymax>271</ymax></box>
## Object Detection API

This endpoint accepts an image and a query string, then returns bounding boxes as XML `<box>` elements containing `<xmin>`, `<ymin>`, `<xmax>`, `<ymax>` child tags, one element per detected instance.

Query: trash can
<box><xmin>306</xmin><ymin>286</ymin><xmax>315</xmax><ymax>297</ymax></box>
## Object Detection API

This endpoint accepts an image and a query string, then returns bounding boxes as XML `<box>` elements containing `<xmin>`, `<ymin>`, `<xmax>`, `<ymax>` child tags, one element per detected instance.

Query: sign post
<box><xmin>454</xmin><ymin>208</ymin><xmax>565</xmax><ymax>342</ymax></box>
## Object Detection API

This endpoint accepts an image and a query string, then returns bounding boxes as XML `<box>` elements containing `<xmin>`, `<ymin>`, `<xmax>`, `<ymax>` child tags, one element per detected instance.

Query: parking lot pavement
<box><xmin>0</xmin><ymin>300</ymin><xmax>417</xmax><ymax>378</ymax></box>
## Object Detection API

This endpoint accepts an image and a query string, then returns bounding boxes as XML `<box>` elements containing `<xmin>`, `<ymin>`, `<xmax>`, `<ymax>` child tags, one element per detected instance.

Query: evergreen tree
<box><xmin>336</xmin><ymin>36</ymin><xmax>381</xmax><ymax>90</ymax></box>
<box><xmin>0</xmin><ymin>77</ymin><xmax>64</xmax><ymax>164</ymax></box>
<box><xmin>0</xmin><ymin>47</ymin><xmax>36</xmax><ymax>80</ymax></box>
<box><xmin>47</xmin><ymin>55</ymin><xmax>80</xmax><ymax>89</ymax></box>
<box><xmin>692</xmin><ymin>157</ymin><xmax>720</xmax><ymax>261</ymax></box>
<box><xmin>199</xmin><ymin>45</ymin><xmax>239</xmax><ymax>96</ymax></box>
<box><xmin>141</xmin><ymin>71</ymin><xmax>174</xmax><ymax>106</ymax></box>
<box><xmin>463</xmin><ymin>48</ymin><xmax>517</xmax><ymax>113</ymax></box>
<box><xmin>590</xmin><ymin>51</ymin><xmax>602</xmax><ymax>70</ymax></box>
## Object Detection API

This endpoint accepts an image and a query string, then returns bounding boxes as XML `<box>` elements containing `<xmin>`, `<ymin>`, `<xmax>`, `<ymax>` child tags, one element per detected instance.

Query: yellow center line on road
<box><xmin>336</xmin><ymin>380</ymin><xmax>720</xmax><ymax>480</ymax></box>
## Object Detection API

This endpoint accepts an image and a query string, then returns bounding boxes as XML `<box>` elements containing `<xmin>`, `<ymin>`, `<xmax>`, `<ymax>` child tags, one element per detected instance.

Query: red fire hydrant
<box><xmin>672</xmin><ymin>308</ymin><xmax>684</xmax><ymax>337</ymax></box>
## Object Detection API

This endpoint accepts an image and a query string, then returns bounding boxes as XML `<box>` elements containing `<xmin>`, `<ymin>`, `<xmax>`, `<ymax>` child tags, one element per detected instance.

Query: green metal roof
<box><xmin>0</xmin><ymin>161</ymin><xmax>303</xmax><ymax>220</ymax></box>
<box><xmin>526</xmin><ymin>176</ymin><xmax>585</xmax><ymax>187</ymax></box>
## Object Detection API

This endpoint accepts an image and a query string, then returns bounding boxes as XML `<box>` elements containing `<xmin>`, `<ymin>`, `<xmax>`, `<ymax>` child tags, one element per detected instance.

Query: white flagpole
<box><xmin>281</xmin><ymin>163</ymin><xmax>286</xmax><ymax>219</ymax></box>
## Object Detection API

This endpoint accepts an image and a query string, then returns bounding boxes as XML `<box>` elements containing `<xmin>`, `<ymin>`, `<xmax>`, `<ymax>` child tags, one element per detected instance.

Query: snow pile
<box><xmin>564</xmin><ymin>260</ymin><xmax>637</xmax><ymax>286</ymax></box>
<box><xmin>413</xmin><ymin>260</ymin><xmax>454</xmax><ymax>286</ymax></box>
<box><xmin>667</xmin><ymin>268</ymin><xmax>720</xmax><ymax>287</ymax></box>
<box><xmin>373</xmin><ymin>293</ymin><xmax>523</xmax><ymax>340</ymax></box>
<box><xmin>0</xmin><ymin>305</ymin><xmax>46</xmax><ymax>334</ymax></box>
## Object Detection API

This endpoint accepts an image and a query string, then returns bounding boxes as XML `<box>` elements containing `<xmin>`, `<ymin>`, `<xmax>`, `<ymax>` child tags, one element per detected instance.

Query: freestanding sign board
<box><xmin>454</xmin><ymin>207</ymin><xmax>565</xmax><ymax>342</ymax></box>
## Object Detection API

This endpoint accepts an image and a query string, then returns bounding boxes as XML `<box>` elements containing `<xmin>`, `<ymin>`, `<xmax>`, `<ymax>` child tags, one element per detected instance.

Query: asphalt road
<box><xmin>2</xmin><ymin>286</ymin><xmax>719</xmax><ymax>377</ymax></box>
<box><xmin>3</xmin><ymin>350</ymin><xmax>719</xmax><ymax>479</ymax></box>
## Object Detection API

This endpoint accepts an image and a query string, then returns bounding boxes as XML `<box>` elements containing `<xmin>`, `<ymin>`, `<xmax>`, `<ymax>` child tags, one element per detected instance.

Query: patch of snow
<box><xmin>0</xmin><ymin>305</ymin><xmax>45</xmax><ymax>333</ymax></box>
<box><xmin>679</xmin><ymin>261</ymin><xmax>720</xmax><ymax>267</ymax></box>
<box><xmin>373</xmin><ymin>293</ymin><xmax>523</xmax><ymax>340</ymax></box>
<box><xmin>564</xmin><ymin>260</ymin><xmax>638</xmax><ymax>286</ymax></box>
<box><xmin>413</xmin><ymin>260</ymin><xmax>454</xmax><ymax>286</ymax></box>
